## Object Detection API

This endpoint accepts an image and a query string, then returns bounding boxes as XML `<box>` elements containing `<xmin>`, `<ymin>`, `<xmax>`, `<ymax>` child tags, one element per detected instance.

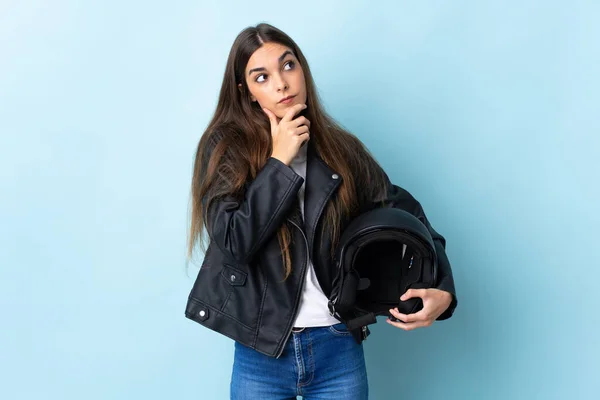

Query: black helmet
<box><xmin>328</xmin><ymin>207</ymin><xmax>438</xmax><ymax>338</ymax></box>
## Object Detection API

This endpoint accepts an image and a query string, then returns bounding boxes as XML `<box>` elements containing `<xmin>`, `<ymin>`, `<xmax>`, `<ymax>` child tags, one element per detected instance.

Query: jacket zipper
<box><xmin>276</xmin><ymin>178</ymin><xmax>339</xmax><ymax>358</ymax></box>
<box><xmin>275</xmin><ymin>218</ymin><xmax>310</xmax><ymax>359</ymax></box>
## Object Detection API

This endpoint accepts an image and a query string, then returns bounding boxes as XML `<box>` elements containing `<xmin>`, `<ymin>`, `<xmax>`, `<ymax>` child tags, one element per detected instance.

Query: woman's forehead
<box><xmin>246</xmin><ymin>42</ymin><xmax>295</xmax><ymax>73</ymax></box>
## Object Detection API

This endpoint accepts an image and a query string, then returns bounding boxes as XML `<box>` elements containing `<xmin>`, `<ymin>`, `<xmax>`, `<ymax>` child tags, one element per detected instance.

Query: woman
<box><xmin>186</xmin><ymin>23</ymin><xmax>457</xmax><ymax>400</ymax></box>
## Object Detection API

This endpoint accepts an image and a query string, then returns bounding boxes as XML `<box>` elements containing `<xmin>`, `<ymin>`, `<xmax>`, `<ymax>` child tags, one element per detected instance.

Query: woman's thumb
<box><xmin>262</xmin><ymin>108</ymin><xmax>278</xmax><ymax>132</ymax></box>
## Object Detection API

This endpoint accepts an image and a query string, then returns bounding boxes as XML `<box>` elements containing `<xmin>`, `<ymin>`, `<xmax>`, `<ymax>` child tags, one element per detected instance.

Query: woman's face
<box><xmin>242</xmin><ymin>42</ymin><xmax>307</xmax><ymax>119</ymax></box>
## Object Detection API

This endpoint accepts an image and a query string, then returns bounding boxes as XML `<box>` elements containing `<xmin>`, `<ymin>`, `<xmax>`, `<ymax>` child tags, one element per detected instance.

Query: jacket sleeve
<box><xmin>377</xmin><ymin>172</ymin><xmax>458</xmax><ymax>320</ymax></box>
<box><xmin>204</xmin><ymin>156</ymin><xmax>304</xmax><ymax>264</ymax></box>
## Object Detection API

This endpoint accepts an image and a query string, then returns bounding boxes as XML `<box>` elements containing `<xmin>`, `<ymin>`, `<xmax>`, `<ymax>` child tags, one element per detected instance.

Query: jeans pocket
<box><xmin>328</xmin><ymin>322</ymin><xmax>352</xmax><ymax>336</ymax></box>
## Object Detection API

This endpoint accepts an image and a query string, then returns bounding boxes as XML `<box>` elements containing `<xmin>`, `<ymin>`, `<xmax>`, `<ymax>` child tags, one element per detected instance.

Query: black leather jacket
<box><xmin>185</xmin><ymin>140</ymin><xmax>457</xmax><ymax>358</ymax></box>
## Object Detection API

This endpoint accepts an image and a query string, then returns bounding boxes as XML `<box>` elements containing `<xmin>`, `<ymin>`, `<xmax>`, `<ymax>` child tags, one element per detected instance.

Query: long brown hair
<box><xmin>187</xmin><ymin>23</ymin><xmax>388</xmax><ymax>279</ymax></box>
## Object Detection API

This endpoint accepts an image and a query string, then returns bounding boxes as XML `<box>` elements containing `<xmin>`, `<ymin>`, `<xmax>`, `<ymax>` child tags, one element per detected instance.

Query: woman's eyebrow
<box><xmin>247</xmin><ymin>50</ymin><xmax>294</xmax><ymax>76</ymax></box>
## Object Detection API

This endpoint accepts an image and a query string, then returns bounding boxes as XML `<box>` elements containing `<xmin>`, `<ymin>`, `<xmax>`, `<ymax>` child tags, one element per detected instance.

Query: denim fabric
<box><xmin>230</xmin><ymin>323</ymin><xmax>368</xmax><ymax>399</ymax></box>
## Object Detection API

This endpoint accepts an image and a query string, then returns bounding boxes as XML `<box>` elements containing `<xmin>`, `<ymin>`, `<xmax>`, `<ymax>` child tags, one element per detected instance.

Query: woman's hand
<box><xmin>386</xmin><ymin>288</ymin><xmax>453</xmax><ymax>331</ymax></box>
<box><xmin>263</xmin><ymin>103</ymin><xmax>310</xmax><ymax>166</ymax></box>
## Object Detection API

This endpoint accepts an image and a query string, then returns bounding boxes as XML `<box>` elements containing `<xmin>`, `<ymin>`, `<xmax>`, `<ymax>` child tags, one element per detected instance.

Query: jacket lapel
<box><xmin>304</xmin><ymin>141</ymin><xmax>343</xmax><ymax>258</ymax></box>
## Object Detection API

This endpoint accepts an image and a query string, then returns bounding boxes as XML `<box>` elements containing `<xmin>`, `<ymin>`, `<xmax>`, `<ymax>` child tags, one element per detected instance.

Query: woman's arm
<box><xmin>201</xmin><ymin>133</ymin><xmax>304</xmax><ymax>264</ymax></box>
<box><xmin>207</xmin><ymin>158</ymin><xmax>303</xmax><ymax>264</ymax></box>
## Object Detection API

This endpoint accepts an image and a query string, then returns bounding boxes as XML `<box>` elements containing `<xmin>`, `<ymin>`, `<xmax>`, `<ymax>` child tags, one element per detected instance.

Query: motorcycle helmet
<box><xmin>328</xmin><ymin>207</ymin><xmax>439</xmax><ymax>334</ymax></box>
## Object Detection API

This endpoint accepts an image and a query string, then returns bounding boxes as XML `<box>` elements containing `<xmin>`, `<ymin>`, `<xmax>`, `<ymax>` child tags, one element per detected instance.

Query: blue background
<box><xmin>1</xmin><ymin>1</ymin><xmax>598</xmax><ymax>399</ymax></box>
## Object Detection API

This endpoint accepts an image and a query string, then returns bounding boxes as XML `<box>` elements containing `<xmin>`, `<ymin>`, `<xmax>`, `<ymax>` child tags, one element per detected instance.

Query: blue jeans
<box><xmin>230</xmin><ymin>323</ymin><xmax>368</xmax><ymax>399</ymax></box>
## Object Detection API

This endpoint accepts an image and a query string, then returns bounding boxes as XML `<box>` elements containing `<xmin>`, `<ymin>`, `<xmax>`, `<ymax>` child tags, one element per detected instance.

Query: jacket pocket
<box><xmin>188</xmin><ymin>259</ymin><xmax>236</xmax><ymax>312</ymax></box>
<box><xmin>221</xmin><ymin>264</ymin><xmax>247</xmax><ymax>286</ymax></box>
<box><xmin>220</xmin><ymin>263</ymin><xmax>261</xmax><ymax>329</ymax></box>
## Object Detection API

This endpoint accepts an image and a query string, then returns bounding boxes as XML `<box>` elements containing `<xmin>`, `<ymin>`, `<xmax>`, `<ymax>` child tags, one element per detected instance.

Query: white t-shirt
<box><xmin>288</xmin><ymin>143</ymin><xmax>341</xmax><ymax>327</ymax></box>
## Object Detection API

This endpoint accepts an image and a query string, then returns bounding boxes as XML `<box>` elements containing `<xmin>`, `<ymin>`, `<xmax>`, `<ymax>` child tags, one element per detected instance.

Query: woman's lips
<box><xmin>279</xmin><ymin>95</ymin><xmax>295</xmax><ymax>104</ymax></box>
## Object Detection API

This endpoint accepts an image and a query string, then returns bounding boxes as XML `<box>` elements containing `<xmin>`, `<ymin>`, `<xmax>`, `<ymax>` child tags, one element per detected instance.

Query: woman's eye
<box><xmin>254</xmin><ymin>61</ymin><xmax>294</xmax><ymax>83</ymax></box>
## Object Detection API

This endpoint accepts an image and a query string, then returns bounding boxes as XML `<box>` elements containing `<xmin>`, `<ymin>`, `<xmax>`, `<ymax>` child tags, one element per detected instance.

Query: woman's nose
<box><xmin>275</xmin><ymin>75</ymin><xmax>288</xmax><ymax>91</ymax></box>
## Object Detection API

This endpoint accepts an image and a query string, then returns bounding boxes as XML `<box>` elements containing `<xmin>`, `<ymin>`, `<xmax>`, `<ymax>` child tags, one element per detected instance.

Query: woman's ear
<box><xmin>238</xmin><ymin>83</ymin><xmax>257</xmax><ymax>102</ymax></box>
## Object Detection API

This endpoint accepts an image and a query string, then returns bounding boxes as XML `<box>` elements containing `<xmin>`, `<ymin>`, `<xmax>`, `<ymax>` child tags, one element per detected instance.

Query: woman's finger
<box><xmin>294</xmin><ymin>125</ymin><xmax>310</xmax><ymax>136</ymax></box>
<box><xmin>288</xmin><ymin>116</ymin><xmax>310</xmax><ymax>129</ymax></box>
<box><xmin>298</xmin><ymin>132</ymin><xmax>310</xmax><ymax>143</ymax></box>
<box><xmin>389</xmin><ymin>308</ymin><xmax>428</xmax><ymax>323</ymax></box>
<box><xmin>400</xmin><ymin>288</ymin><xmax>428</xmax><ymax>301</ymax></box>
<box><xmin>280</xmin><ymin>103</ymin><xmax>306</xmax><ymax>123</ymax></box>
<box><xmin>386</xmin><ymin>318</ymin><xmax>431</xmax><ymax>331</ymax></box>
<box><xmin>262</xmin><ymin>108</ymin><xmax>279</xmax><ymax>135</ymax></box>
